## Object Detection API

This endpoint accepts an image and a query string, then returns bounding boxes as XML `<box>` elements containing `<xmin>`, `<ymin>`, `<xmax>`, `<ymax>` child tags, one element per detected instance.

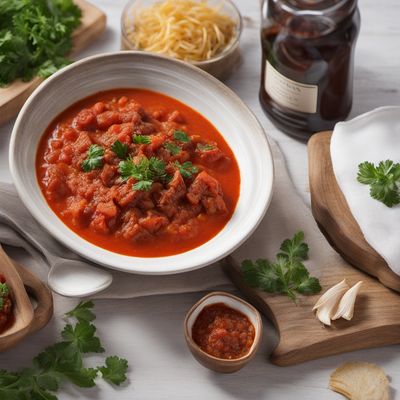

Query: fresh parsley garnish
<box><xmin>82</xmin><ymin>144</ymin><xmax>104</xmax><ymax>172</ymax></box>
<box><xmin>173</xmin><ymin>161</ymin><xmax>198</xmax><ymax>179</ymax></box>
<box><xmin>111</xmin><ymin>140</ymin><xmax>129</xmax><ymax>159</ymax></box>
<box><xmin>133</xmin><ymin>134</ymin><xmax>151</xmax><ymax>144</ymax></box>
<box><xmin>357</xmin><ymin>160</ymin><xmax>400</xmax><ymax>207</ymax></box>
<box><xmin>133</xmin><ymin>180</ymin><xmax>153</xmax><ymax>191</ymax></box>
<box><xmin>0</xmin><ymin>0</ymin><xmax>81</xmax><ymax>86</ymax></box>
<box><xmin>241</xmin><ymin>231</ymin><xmax>321</xmax><ymax>301</ymax></box>
<box><xmin>173</xmin><ymin>130</ymin><xmax>190</xmax><ymax>143</ymax></box>
<box><xmin>197</xmin><ymin>143</ymin><xmax>215</xmax><ymax>152</ymax></box>
<box><xmin>98</xmin><ymin>356</ymin><xmax>129</xmax><ymax>386</ymax></box>
<box><xmin>0</xmin><ymin>301</ymin><xmax>128</xmax><ymax>399</ymax></box>
<box><xmin>0</xmin><ymin>282</ymin><xmax>9</xmax><ymax>297</ymax></box>
<box><xmin>65</xmin><ymin>300</ymin><xmax>96</xmax><ymax>322</ymax></box>
<box><xmin>164</xmin><ymin>142</ymin><xmax>181</xmax><ymax>155</ymax></box>
<box><xmin>119</xmin><ymin>156</ymin><xmax>167</xmax><ymax>191</ymax></box>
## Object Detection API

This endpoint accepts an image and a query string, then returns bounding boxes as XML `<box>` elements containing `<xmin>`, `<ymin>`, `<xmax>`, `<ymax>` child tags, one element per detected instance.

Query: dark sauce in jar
<box><xmin>260</xmin><ymin>0</ymin><xmax>360</xmax><ymax>140</ymax></box>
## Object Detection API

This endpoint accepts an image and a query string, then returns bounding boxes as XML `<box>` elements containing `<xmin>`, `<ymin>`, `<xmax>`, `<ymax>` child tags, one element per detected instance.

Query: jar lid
<box><xmin>275</xmin><ymin>0</ymin><xmax>357</xmax><ymax>19</ymax></box>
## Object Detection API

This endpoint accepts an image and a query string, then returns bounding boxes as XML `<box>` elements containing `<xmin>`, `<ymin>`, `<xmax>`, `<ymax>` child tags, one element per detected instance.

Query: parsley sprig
<box><xmin>0</xmin><ymin>301</ymin><xmax>128</xmax><ymax>399</ymax></box>
<box><xmin>173</xmin><ymin>161</ymin><xmax>198</xmax><ymax>179</ymax></box>
<box><xmin>133</xmin><ymin>134</ymin><xmax>151</xmax><ymax>144</ymax></box>
<box><xmin>119</xmin><ymin>156</ymin><xmax>168</xmax><ymax>191</ymax></box>
<box><xmin>82</xmin><ymin>144</ymin><xmax>104</xmax><ymax>172</ymax></box>
<box><xmin>111</xmin><ymin>140</ymin><xmax>129</xmax><ymax>159</ymax></box>
<box><xmin>0</xmin><ymin>0</ymin><xmax>82</xmax><ymax>86</ymax></box>
<box><xmin>241</xmin><ymin>231</ymin><xmax>321</xmax><ymax>301</ymax></box>
<box><xmin>173</xmin><ymin>130</ymin><xmax>190</xmax><ymax>143</ymax></box>
<box><xmin>357</xmin><ymin>160</ymin><xmax>400</xmax><ymax>207</ymax></box>
<box><xmin>164</xmin><ymin>142</ymin><xmax>181</xmax><ymax>156</ymax></box>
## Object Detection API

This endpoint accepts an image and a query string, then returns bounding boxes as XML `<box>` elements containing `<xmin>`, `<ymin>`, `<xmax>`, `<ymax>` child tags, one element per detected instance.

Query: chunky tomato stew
<box><xmin>192</xmin><ymin>302</ymin><xmax>255</xmax><ymax>359</ymax></box>
<box><xmin>0</xmin><ymin>275</ymin><xmax>13</xmax><ymax>334</ymax></box>
<box><xmin>36</xmin><ymin>89</ymin><xmax>240</xmax><ymax>257</ymax></box>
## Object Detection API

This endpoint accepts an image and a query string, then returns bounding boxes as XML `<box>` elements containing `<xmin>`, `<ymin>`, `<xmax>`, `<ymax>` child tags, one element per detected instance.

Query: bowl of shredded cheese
<box><xmin>121</xmin><ymin>0</ymin><xmax>243</xmax><ymax>80</ymax></box>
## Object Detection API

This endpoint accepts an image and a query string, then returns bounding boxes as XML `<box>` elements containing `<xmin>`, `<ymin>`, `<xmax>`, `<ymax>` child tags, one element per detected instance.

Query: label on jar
<box><xmin>265</xmin><ymin>61</ymin><xmax>318</xmax><ymax>114</ymax></box>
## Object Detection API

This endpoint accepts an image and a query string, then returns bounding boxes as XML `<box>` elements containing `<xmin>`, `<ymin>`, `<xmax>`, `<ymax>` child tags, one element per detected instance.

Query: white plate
<box><xmin>9</xmin><ymin>51</ymin><xmax>274</xmax><ymax>275</ymax></box>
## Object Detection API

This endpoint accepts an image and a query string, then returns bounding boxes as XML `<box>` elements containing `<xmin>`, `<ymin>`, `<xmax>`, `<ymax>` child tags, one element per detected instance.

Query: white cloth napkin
<box><xmin>0</xmin><ymin>139</ymin><xmax>340</xmax><ymax>299</ymax></box>
<box><xmin>331</xmin><ymin>107</ymin><xmax>400</xmax><ymax>276</ymax></box>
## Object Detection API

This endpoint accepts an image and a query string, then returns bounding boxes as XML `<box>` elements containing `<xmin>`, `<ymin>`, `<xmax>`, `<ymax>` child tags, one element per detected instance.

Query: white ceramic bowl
<box><xmin>9</xmin><ymin>51</ymin><xmax>273</xmax><ymax>275</ymax></box>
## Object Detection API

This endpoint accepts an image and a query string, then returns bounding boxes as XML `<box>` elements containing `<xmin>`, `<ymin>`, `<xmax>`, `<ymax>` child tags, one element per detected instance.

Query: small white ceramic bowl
<box><xmin>9</xmin><ymin>51</ymin><xmax>273</xmax><ymax>275</ymax></box>
<box><xmin>184</xmin><ymin>291</ymin><xmax>263</xmax><ymax>373</ymax></box>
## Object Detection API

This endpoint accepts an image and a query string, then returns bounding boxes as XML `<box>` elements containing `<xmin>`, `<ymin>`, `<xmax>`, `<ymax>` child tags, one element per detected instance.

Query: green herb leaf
<box><xmin>111</xmin><ymin>140</ymin><xmax>129</xmax><ymax>159</ymax></box>
<box><xmin>0</xmin><ymin>282</ymin><xmax>9</xmax><ymax>297</ymax></box>
<box><xmin>0</xmin><ymin>301</ymin><xmax>129</xmax><ymax>398</ymax></box>
<box><xmin>65</xmin><ymin>300</ymin><xmax>95</xmax><ymax>323</ymax></box>
<box><xmin>297</xmin><ymin>277</ymin><xmax>322</xmax><ymax>295</ymax></box>
<box><xmin>173</xmin><ymin>130</ymin><xmax>190</xmax><ymax>143</ymax></box>
<box><xmin>0</xmin><ymin>0</ymin><xmax>81</xmax><ymax>87</ymax></box>
<box><xmin>241</xmin><ymin>231</ymin><xmax>321</xmax><ymax>301</ymax></box>
<box><xmin>164</xmin><ymin>142</ymin><xmax>181</xmax><ymax>155</ymax></box>
<box><xmin>357</xmin><ymin>160</ymin><xmax>400</xmax><ymax>207</ymax></box>
<box><xmin>119</xmin><ymin>156</ymin><xmax>167</xmax><ymax>190</ymax></box>
<box><xmin>98</xmin><ymin>356</ymin><xmax>128</xmax><ymax>386</ymax></box>
<box><xmin>173</xmin><ymin>161</ymin><xmax>198</xmax><ymax>179</ymax></box>
<box><xmin>197</xmin><ymin>143</ymin><xmax>214</xmax><ymax>152</ymax></box>
<box><xmin>61</xmin><ymin>321</ymin><xmax>105</xmax><ymax>354</ymax></box>
<box><xmin>133</xmin><ymin>134</ymin><xmax>151</xmax><ymax>144</ymax></box>
<box><xmin>82</xmin><ymin>145</ymin><xmax>104</xmax><ymax>172</ymax></box>
<box><xmin>133</xmin><ymin>180</ymin><xmax>153</xmax><ymax>191</ymax></box>
<box><xmin>63</xmin><ymin>368</ymin><xmax>98</xmax><ymax>388</ymax></box>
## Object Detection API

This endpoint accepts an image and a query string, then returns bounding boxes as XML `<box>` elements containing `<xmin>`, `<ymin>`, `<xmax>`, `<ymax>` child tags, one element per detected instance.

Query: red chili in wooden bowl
<box><xmin>0</xmin><ymin>274</ymin><xmax>13</xmax><ymax>334</ymax></box>
<box><xmin>192</xmin><ymin>302</ymin><xmax>255</xmax><ymax>359</ymax></box>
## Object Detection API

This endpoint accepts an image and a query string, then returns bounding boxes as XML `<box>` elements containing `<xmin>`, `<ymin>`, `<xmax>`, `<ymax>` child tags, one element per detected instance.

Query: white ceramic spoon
<box><xmin>47</xmin><ymin>258</ymin><xmax>113</xmax><ymax>297</ymax></box>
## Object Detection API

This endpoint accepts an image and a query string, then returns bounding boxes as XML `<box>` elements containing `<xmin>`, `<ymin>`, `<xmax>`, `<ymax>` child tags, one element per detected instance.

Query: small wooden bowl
<box><xmin>184</xmin><ymin>291</ymin><xmax>262</xmax><ymax>373</ymax></box>
<box><xmin>0</xmin><ymin>245</ymin><xmax>53</xmax><ymax>352</ymax></box>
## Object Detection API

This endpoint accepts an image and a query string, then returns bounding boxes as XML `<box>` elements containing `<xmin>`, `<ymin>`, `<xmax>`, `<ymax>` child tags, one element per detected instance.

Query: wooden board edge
<box><xmin>13</xmin><ymin>262</ymin><xmax>53</xmax><ymax>335</ymax></box>
<box><xmin>308</xmin><ymin>131</ymin><xmax>400</xmax><ymax>293</ymax></box>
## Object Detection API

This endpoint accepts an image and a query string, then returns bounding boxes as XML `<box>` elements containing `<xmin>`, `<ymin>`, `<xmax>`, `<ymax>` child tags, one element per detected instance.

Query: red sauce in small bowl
<box><xmin>0</xmin><ymin>274</ymin><xmax>13</xmax><ymax>334</ymax></box>
<box><xmin>192</xmin><ymin>302</ymin><xmax>255</xmax><ymax>360</ymax></box>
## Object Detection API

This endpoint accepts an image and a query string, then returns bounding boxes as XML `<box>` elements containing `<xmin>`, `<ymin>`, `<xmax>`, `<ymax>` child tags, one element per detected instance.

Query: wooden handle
<box><xmin>12</xmin><ymin>262</ymin><xmax>53</xmax><ymax>334</ymax></box>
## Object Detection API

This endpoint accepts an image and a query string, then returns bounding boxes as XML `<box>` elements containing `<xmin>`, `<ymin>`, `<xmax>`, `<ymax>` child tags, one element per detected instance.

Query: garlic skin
<box><xmin>332</xmin><ymin>281</ymin><xmax>363</xmax><ymax>321</ymax></box>
<box><xmin>313</xmin><ymin>279</ymin><xmax>349</xmax><ymax>326</ymax></box>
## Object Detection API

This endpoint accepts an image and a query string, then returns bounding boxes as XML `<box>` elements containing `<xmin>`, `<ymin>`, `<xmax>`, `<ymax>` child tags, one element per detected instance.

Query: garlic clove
<box><xmin>332</xmin><ymin>281</ymin><xmax>363</xmax><ymax>321</ymax></box>
<box><xmin>314</xmin><ymin>284</ymin><xmax>349</xmax><ymax>326</ymax></box>
<box><xmin>316</xmin><ymin>305</ymin><xmax>333</xmax><ymax>326</ymax></box>
<box><xmin>312</xmin><ymin>279</ymin><xmax>349</xmax><ymax>311</ymax></box>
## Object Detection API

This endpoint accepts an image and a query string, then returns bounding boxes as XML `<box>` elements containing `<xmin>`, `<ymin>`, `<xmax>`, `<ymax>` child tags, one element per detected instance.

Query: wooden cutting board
<box><xmin>0</xmin><ymin>0</ymin><xmax>106</xmax><ymax>126</ymax></box>
<box><xmin>222</xmin><ymin>132</ymin><xmax>400</xmax><ymax>366</ymax></box>
<box><xmin>224</xmin><ymin>256</ymin><xmax>400</xmax><ymax>366</ymax></box>
<box><xmin>308</xmin><ymin>131</ymin><xmax>400</xmax><ymax>292</ymax></box>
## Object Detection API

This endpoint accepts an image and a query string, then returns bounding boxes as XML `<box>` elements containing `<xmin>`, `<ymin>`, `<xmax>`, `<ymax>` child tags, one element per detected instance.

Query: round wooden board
<box><xmin>308</xmin><ymin>131</ymin><xmax>400</xmax><ymax>292</ymax></box>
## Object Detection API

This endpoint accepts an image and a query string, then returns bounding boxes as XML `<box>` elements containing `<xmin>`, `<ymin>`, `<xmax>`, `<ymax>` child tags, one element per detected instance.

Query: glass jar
<box><xmin>259</xmin><ymin>0</ymin><xmax>360</xmax><ymax>140</ymax></box>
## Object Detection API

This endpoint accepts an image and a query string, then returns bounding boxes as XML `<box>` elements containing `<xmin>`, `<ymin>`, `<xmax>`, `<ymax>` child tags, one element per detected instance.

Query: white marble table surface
<box><xmin>1</xmin><ymin>0</ymin><xmax>400</xmax><ymax>399</ymax></box>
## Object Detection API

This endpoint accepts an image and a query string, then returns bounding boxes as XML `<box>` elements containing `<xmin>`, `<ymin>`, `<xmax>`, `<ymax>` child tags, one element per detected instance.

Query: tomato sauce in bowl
<box><xmin>36</xmin><ymin>89</ymin><xmax>240</xmax><ymax>257</ymax></box>
<box><xmin>192</xmin><ymin>302</ymin><xmax>255</xmax><ymax>360</ymax></box>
